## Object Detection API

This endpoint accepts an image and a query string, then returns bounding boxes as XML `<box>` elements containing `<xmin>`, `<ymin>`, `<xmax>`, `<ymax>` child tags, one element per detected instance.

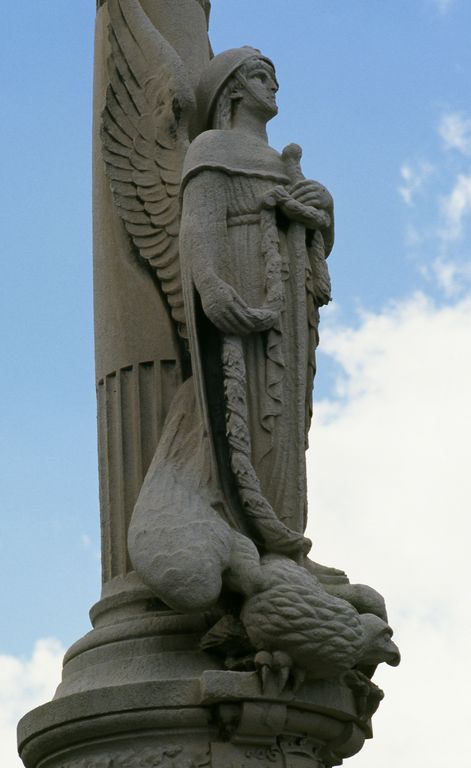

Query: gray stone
<box><xmin>18</xmin><ymin>2</ymin><xmax>399</xmax><ymax>767</ymax></box>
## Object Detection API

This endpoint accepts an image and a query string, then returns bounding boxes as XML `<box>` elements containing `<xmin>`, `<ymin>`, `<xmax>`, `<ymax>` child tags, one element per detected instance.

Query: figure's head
<box><xmin>196</xmin><ymin>46</ymin><xmax>278</xmax><ymax>130</ymax></box>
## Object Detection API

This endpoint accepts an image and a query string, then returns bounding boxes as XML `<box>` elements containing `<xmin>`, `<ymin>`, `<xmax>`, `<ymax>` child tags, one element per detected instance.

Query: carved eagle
<box><xmin>240</xmin><ymin>555</ymin><xmax>400</xmax><ymax>682</ymax></box>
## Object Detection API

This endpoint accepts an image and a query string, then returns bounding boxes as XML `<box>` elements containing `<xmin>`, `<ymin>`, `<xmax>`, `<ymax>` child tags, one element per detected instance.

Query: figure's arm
<box><xmin>180</xmin><ymin>171</ymin><xmax>279</xmax><ymax>335</ymax></box>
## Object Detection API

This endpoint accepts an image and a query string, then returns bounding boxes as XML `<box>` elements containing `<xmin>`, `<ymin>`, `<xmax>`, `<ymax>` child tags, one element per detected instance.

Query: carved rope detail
<box><xmin>259</xmin><ymin>205</ymin><xmax>284</xmax><ymax>442</ymax></box>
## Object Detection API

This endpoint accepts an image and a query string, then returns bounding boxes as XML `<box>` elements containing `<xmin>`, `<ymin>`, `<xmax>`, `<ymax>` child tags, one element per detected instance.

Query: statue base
<box><xmin>18</xmin><ymin>576</ymin><xmax>371</xmax><ymax>768</ymax></box>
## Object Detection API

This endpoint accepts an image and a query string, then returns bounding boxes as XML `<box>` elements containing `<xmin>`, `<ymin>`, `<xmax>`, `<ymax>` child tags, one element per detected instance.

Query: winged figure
<box><xmin>101</xmin><ymin>0</ymin><xmax>398</xmax><ymax>688</ymax></box>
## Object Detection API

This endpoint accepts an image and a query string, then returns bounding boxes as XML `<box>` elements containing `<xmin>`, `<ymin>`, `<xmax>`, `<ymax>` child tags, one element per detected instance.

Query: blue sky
<box><xmin>1</xmin><ymin>2</ymin><xmax>470</xmax><ymax>767</ymax></box>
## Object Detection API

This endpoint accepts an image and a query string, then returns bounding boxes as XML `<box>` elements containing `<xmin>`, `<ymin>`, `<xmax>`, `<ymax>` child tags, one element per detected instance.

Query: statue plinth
<box><xmin>18</xmin><ymin>579</ymin><xmax>370</xmax><ymax>768</ymax></box>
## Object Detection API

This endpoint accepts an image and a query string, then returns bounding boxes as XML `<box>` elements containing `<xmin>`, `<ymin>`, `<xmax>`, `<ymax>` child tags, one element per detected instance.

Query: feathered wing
<box><xmin>101</xmin><ymin>0</ymin><xmax>196</xmax><ymax>340</ymax></box>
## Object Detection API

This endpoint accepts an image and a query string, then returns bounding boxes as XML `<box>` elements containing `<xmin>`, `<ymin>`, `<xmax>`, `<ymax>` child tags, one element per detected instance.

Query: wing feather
<box><xmin>116</xmin><ymin>209</ymin><xmax>150</xmax><ymax>226</ymax></box>
<box><xmin>158</xmin><ymin>264</ymin><xmax>181</xmax><ymax>281</ymax></box>
<box><xmin>102</xmin><ymin>109</ymin><xmax>134</xmax><ymax>147</ymax></box>
<box><xmin>114</xmin><ymin>194</ymin><xmax>142</xmax><ymax>212</ymax></box>
<box><xmin>102</xmin><ymin>0</ymin><xmax>195</xmax><ymax>341</ymax></box>
<box><xmin>110</xmin><ymin>180</ymin><xmax>136</xmax><ymax>197</ymax></box>
<box><xmin>164</xmin><ymin>220</ymin><xmax>179</xmax><ymax>238</ymax></box>
<box><xmin>132</xmin><ymin>154</ymin><xmax>157</xmax><ymax>173</ymax></box>
<box><xmin>146</xmin><ymin>247</ymin><xmax>179</xmax><ymax>269</ymax></box>
<box><xmin>102</xmin><ymin>149</ymin><xmax>132</xmax><ymax>170</ymax></box>
<box><xmin>108</xmin><ymin>68</ymin><xmax>140</xmax><ymax>127</ymax></box>
<box><xmin>134</xmin><ymin>231</ymin><xmax>168</xmax><ymax>250</ymax></box>
<box><xmin>147</xmin><ymin>206</ymin><xmax>176</xmax><ymax>227</ymax></box>
<box><xmin>154</xmin><ymin>149</ymin><xmax>179</xmax><ymax>172</ymax></box>
<box><xmin>143</xmin><ymin>198</ymin><xmax>173</xmax><ymax>217</ymax></box>
<box><xmin>126</xmin><ymin>222</ymin><xmax>163</xmax><ymax>238</ymax></box>
<box><xmin>108</xmin><ymin>167</ymin><xmax>134</xmax><ymax>183</ymax></box>
<box><xmin>160</xmin><ymin>168</ymin><xmax>181</xmax><ymax>186</ymax></box>
<box><xmin>105</xmin><ymin>95</ymin><xmax>136</xmax><ymax>141</ymax></box>
<box><xmin>103</xmin><ymin>133</ymin><xmax>133</xmax><ymax>158</ymax></box>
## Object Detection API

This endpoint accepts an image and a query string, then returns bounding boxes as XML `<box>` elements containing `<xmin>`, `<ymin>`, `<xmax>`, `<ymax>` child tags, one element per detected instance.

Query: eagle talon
<box><xmin>254</xmin><ymin>650</ymin><xmax>299</xmax><ymax>694</ymax></box>
<box><xmin>254</xmin><ymin>650</ymin><xmax>273</xmax><ymax>692</ymax></box>
<box><xmin>272</xmin><ymin>650</ymin><xmax>292</xmax><ymax>692</ymax></box>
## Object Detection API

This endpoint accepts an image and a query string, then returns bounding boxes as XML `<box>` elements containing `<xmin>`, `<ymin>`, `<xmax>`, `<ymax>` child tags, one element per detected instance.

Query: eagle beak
<box><xmin>386</xmin><ymin>640</ymin><xmax>401</xmax><ymax>667</ymax></box>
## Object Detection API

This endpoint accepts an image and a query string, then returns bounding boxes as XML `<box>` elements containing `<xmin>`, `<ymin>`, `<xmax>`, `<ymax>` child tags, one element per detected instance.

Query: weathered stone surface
<box><xmin>18</xmin><ymin>2</ymin><xmax>398</xmax><ymax>767</ymax></box>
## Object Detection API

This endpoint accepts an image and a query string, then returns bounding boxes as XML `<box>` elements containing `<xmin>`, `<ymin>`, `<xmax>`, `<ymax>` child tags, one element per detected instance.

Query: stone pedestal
<box><xmin>18</xmin><ymin>575</ymin><xmax>371</xmax><ymax>768</ymax></box>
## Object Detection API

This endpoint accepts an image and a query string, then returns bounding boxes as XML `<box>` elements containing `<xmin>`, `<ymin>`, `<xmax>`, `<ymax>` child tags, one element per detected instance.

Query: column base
<box><xmin>18</xmin><ymin>576</ymin><xmax>371</xmax><ymax>768</ymax></box>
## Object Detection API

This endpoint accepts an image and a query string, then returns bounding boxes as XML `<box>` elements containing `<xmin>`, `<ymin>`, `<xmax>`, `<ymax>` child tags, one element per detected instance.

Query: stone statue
<box><xmin>17</xmin><ymin>3</ymin><xmax>399</xmax><ymax>767</ymax></box>
<box><xmin>100</xmin><ymin>0</ymin><xmax>399</xmax><ymax>691</ymax></box>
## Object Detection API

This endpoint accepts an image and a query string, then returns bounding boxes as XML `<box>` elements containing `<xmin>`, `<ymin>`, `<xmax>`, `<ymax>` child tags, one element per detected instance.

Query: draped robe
<box><xmin>175</xmin><ymin>129</ymin><xmax>330</xmax><ymax>555</ymax></box>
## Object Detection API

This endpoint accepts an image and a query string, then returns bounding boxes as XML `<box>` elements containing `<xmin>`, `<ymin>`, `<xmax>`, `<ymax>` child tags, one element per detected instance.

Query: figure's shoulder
<box><xmin>183</xmin><ymin>130</ymin><xmax>242</xmax><ymax>179</ymax></box>
<box><xmin>188</xmin><ymin>129</ymin><xmax>231</xmax><ymax>155</ymax></box>
<box><xmin>183</xmin><ymin>130</ymin><xmax>289</xmax><ymax>187</ymax></box>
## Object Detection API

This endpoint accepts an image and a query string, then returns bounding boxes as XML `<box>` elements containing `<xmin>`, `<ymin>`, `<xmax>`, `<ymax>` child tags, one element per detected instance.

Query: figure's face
<box><xmin>242</xmin><ymin>60</ymin><xmax>279</xmax><ymax>117</ymax></box>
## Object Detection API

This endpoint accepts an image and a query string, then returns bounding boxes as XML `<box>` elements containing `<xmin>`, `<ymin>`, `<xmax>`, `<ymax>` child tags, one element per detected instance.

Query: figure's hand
<box><xmin>200</xmin><ymin>278</ymin><xmax>279</xmax><ymax>336</ymax></box>
<box><xmin>263</xmin><ymin>186</ymin><xmax>330</xmax><ymax>229</ymax></box>
<box><xmin>289</xmin><ymin>179</ymin><xmax>334</xmax><ymax>215</ymax></box>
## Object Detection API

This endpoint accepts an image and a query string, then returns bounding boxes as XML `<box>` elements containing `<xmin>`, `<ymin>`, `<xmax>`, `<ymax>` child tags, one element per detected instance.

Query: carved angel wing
<box><xmin>102</xmin><ymin>0</ymin><xmax>196</xmax><ymax>340</ymax></box>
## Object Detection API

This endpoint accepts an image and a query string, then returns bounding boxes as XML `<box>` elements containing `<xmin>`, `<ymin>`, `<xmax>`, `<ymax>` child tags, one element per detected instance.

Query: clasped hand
<box><xmin>289</xmin><ymin>179</ymin><xmax>333</xmax><ymax>213</ymax></box>
<box><xmin>263</xmin><ymin>180</ymin><xmax>333</xmax><ymax>230</ymax></box>
<box><xmin>200</xmin><ymin>277</ymin><xmax>280</xmax><ymax>336</ymax></box>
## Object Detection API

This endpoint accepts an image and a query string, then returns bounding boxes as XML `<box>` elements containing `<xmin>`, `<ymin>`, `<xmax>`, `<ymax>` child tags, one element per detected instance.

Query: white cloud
<box><xmin>307</xmin><ymin>292</ymin><xmax>471</xmax><ymax>767</ymax></box>
<box><xmin>0</xmin><ymin>639</ymin><xmax>64</xmax><ymax>768</ymax></box>
<box><xmin>439</xmin><ymin>172</ymin><xmax>471</xmax><ymax>240</ymax></box>
<box><xmin>427</xmin><ymin>257</ymin><xmax>471</xmax><ymax>297</ymax></box>
<box><xmin>439</xmin><ymin>112</ymin><xmax>471</xmax><ymax>156</ymax></box>
<box><xmin>398</xmin><ymin>161</ymin><xmax>434</xmax><ymax>206</ymax></box>
<box><xmin>430</xmin><ymin>257</ymin><xmax>458</xmax><ymax>294</ymax></box>
<box><xmin>401</xmin><ymin>112</ymin><xmax>471</xmax><ymax>275</ymax></box>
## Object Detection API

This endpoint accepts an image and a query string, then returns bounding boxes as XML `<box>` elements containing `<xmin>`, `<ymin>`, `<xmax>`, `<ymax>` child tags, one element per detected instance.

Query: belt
<box><xmin>227</xmin><ymin>213</ymin><xmax>261</xmax><ymax>227</ymax></box>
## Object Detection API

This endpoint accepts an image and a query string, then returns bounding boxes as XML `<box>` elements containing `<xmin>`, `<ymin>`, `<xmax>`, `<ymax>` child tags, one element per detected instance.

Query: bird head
<box><xmin>359</xmin><ymin>613</ymin><xmax>401</xmax><ymax>667</ymax></box>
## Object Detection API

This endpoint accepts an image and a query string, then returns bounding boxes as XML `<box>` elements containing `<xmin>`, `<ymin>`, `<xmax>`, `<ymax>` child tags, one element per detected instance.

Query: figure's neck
<box><xmin>231</xmin><ymin>108</ymin><xmax>269</xmax><ymax>143</ymax></box>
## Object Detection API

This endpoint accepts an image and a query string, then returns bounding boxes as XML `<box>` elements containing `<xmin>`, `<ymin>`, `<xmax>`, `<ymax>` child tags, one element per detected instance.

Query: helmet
<box><xmin>196</xmin><ymin>46</ymin><xmax>275</xmax><ymax>130</ymax></box>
